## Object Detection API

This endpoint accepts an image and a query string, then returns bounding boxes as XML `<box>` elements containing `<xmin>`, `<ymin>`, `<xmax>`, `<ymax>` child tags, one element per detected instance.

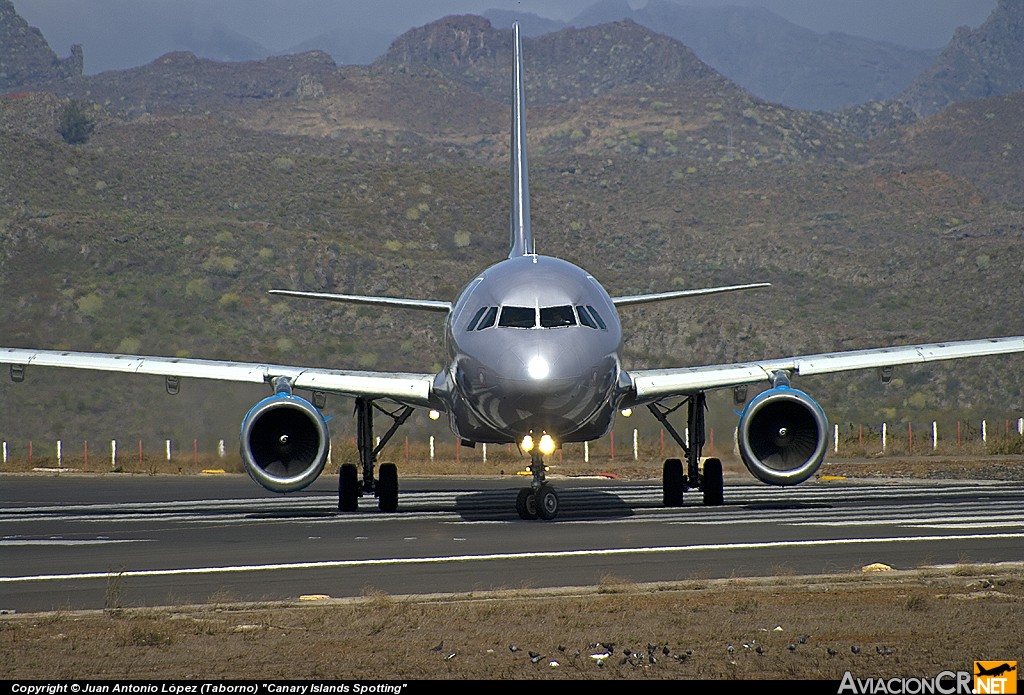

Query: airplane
<box><xmin>4</xmin><ymin>23</ymin><xmax>1024</xmax><ymax>521</ymax></box>
<box><xmin>975</xmin><ymin>663</ymin><xmax>1017</xmax><ymax>678</ymax></box>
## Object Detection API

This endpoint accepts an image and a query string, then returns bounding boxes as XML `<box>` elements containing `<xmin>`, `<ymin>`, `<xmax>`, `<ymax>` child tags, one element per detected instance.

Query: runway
<box><xmin>2</xmin><ymin>473</ymin><xmax>1023</xmax><ymax>612</ymax></box>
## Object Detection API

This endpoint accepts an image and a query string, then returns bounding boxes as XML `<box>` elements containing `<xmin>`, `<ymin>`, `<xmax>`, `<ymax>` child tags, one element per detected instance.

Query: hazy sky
<box><xmin>13</xmin><ymin>0</ymin><xmax>999</xmax><ymax>74</ymax></box>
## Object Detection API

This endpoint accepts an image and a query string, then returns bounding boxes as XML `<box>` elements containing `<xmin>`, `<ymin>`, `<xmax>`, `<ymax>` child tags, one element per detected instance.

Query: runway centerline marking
<box><xmin>3</xmin><ymin>531</ymin><xmax>1023</xmax><ymax>583</ymax></box>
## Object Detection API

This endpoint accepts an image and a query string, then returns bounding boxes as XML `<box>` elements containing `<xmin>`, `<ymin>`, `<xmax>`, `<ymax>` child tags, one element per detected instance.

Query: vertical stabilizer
<box><xmin>508</xmin><ymin>22</ymin><xmax>533</xmax><ymax>257</ymax></box>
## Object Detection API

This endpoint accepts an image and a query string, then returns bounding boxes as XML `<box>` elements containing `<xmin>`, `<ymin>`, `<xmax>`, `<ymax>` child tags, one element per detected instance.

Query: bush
<box><xmin>58</xmin><ymin>100</ymin><xmax>96</xmax><ymax>145</ymax></box>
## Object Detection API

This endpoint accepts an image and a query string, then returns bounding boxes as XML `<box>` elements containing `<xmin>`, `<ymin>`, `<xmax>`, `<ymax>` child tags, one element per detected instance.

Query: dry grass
<box><xmin>1</xmin><ymin>567</ymin><xmax>1021</xmax><ymax>680</ymax></box>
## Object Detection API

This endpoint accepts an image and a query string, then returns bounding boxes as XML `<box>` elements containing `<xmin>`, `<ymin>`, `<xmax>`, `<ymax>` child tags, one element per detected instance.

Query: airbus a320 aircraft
<box><xmin>4</xmin><ymin>24</ymin><xmax>1024</xmax><ymax>520</ymax></box>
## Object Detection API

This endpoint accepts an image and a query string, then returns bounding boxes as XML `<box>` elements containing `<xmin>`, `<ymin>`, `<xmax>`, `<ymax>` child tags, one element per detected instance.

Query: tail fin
<box><xmin>508</xmin><ymin>22</ymin><xmax>533</xmax><ymax>257</ymax></box>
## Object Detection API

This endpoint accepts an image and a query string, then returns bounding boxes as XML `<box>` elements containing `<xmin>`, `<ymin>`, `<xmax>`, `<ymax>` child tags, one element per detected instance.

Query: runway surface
<box><xmin>2</xmin><ymin>473</ymin><xmax>1023</xmax><ymax>612</ymax></box>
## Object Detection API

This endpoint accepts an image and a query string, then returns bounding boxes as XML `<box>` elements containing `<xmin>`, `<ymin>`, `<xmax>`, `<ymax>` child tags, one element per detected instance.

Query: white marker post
<box><xmin>57</xmin><ymin>440</ymin><xmax>62</xmax><ymax>469</ymax></box>
<box><xmin>166</xmin><ymin>439</ymin><xmax>172</xmax><ymax>462</ymax></box>
<box><xmin>111</xmin><ymin>439</ymin><xmax>117</xmax><ymax>469</ymax></box>
<box><xmin>218</xmin><ymin>440</ymin><xmax>226</xmax><ymax>458</ymax></box>
<box><xmin>429</xmin><ymin>435</ymin><xmax>435</xmax><ymax>461</ymax></box>
<box><xmin>982</xmin><ymin>420</ymin><xmax>987</xmax><ymax>444</ymax></box>
<box><xmin>932</xmin><ymin>422</ymin><xmax>938</xmax><ymax>450</ymax></box>
<box><xmin>584</xmin><ymin>440</ymin><xmax>589</xmax><ymax>463</ymax></box>
<box><xmin>2</xmin><ymin>442</ymin><xmax>6</xmax><ymax>465</ymax></box>
<box><xmin>633</xmin><ymin>429</ymin><xmax>638</xmax><ymax>461</ymax></box>
<box><xmin>834</xmin><ymin>424</ymin><xmax>839</xmax><ymax>454</ymax></box>
<box><xmin>881</xmin><ymin>423</ymin><xmax>887</xmax><ymax>452</ymax></box>
<box><xmin>482</xmin><ymin>443</ymin><xmax>487</xmax><ymax>463</ymax></box>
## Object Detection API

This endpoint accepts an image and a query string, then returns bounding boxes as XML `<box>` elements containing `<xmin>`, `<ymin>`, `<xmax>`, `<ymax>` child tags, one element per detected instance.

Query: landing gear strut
<box><xmin>517</xmin><ymin>449</ymin><xmax>559</xmax><ymax>520</ymax></box>
<box><xmin>339</xmin><ymin>397</ymin><xmax>412</xmax><ymax>512</ymax></box>
<box><xmin>647</xmin><ymin>391</ymin><xmax>724</xmax><ymax>507</ymax></box>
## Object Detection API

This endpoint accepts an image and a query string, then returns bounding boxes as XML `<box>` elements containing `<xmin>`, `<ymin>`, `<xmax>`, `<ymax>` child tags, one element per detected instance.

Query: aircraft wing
<box><xmin>611</xmin><ymin>282</ymin><xmax>771</xmax><ymax>307</ymax></box>
<box><xmin>0</xmin><ymin>347</ymin><xmax>436</xmax><ymax>407</ymax></box>
<box><xmin>268</xmin><ymin>289</ymin><xmax>451</xmax><ymax>312</ymax></box>
<box><xmin>624</xmin><ymin>336</ymin><xmax>1024</xmax><ymax>405</ymax></box>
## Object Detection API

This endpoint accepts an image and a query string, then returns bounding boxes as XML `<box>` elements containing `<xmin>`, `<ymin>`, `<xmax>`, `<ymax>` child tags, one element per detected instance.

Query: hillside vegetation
<box><xmin>1</xmin><ymin>15</ymin><xmax>1023</xmax><ymax>447</ymax></box>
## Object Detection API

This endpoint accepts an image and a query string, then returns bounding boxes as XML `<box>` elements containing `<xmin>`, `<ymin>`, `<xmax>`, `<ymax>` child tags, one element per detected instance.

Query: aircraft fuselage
<box><xmin>436</xmin><ymin>254</ymin><xmax>626</xmax><ymax>444</ymax></box>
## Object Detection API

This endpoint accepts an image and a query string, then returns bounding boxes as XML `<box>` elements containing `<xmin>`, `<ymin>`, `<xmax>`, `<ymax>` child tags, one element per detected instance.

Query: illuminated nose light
<box><xmin>428</xmin><ymin>410</ymin><xmax>441</xmax><ymax>420</ymax></box>
<box><xmin>538</xmin><ymin>434</ymin><xmax>556</xmax><ymax>455</ymax></box>
<box><xmin>620</xmin><ymin>408</ymin><xmax>632</xmax><ymax>417</ymax></box>
<box><xmin>526</xmin><ymin>356</ymin><xmax>550</xmax><ymax>380</ymax></box>
<box><xmin>521</xmin><ymin>435</ymin><xmax>534</xmax><ymax>452</ymax></box>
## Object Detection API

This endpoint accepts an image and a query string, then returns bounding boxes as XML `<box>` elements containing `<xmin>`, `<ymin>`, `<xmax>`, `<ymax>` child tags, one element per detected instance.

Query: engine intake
<box><xmin>239</xmin><ymin>394</ymin><xmax>330</xmax><ymax>493</ymax></box>
<box><xmin>737</xmin><ymin>385</ymin><xmax>828</xmax><ymax>486</ymax></box>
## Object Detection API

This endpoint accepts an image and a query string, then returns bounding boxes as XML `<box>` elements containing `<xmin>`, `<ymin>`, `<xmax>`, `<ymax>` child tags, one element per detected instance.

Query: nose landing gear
<box><xmin>516</xmin><ymin>448</ymin><xmax>560</xmax><ymax>520</ymax></box>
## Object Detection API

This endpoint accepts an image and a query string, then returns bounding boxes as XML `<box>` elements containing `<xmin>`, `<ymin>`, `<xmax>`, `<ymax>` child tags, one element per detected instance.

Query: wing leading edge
<box><xmin>624</xmin><ymin>335</ymin><xmax>1024</xmax><ymax>405</ymax></box>
<box><xmin>0</xmin><ymin>347</ymin><xmax>436</xmax><ymax>407</ymax></box>
<box><xmin>268</xmin><ymin>289</ymin><xmax>451</xmax><ymax>312</ymax></box>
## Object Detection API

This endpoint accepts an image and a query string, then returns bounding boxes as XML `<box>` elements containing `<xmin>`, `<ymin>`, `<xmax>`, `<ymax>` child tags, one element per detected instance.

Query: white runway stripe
<box><xmin>4</xmin><ymin>531</ymin><xmax>1024</xmax><ymax>584</ymax></box>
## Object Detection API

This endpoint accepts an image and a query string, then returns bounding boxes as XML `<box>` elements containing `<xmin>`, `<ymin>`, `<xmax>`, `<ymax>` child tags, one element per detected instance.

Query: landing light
<box><xmin>527</xmin><ymin>355</ymin><xmax>550</xmax><ymax>380</ymax></box>
<box><xmin>620</xmin><ymin>408</ymin><xmax>632</xmax><ymax>417</ymax></box>
<box><xmin>538</xmin><ymin>434</ymin><xmax>556</xmax><ymax>455</ymax></box>
<box><xmin>428</xmin><ymin>410</ymin><xmax>440</xmax><ymax>420</ymax></box>
<box><xmin>521</xmin><ymin>434</ymin><xmax>534</xmax><ymax>452</ymax></box>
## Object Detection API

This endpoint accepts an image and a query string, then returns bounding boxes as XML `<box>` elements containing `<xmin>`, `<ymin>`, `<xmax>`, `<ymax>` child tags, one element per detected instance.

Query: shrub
<box><xmin>58</xmin><ymin>100</ymin><xmax>96</xmax><ymax>145</ymax></box>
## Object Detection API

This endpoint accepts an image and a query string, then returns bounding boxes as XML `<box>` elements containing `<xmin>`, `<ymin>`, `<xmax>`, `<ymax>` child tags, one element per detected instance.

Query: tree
<box><xmin>57</xmin><ymin>100</ymin><xmax>95</xmax><ymax>145</ymax></box>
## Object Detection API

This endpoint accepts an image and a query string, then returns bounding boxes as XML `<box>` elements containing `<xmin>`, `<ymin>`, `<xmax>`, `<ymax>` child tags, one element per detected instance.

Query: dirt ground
<box><xmin>1</xmin><ymin>566</ymin><xmax>1021</xmax><ymax>680</ymax></box>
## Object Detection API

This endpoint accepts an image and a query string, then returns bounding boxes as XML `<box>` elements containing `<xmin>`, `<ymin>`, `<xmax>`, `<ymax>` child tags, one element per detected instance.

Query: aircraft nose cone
<box><xmin>503</xmin><ymin>338</ymin><xmax>583</xmax><ymax>386</ymax></box>
<box><xmin>526</xmin><ymin>355</ymin><xmax>550</xmax><ymax>380</ymax></box>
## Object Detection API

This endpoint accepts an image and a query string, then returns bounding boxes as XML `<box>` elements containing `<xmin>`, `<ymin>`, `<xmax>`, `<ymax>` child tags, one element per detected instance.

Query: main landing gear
<box><xmin>339</xmin><ymin>397</ymin><xmax>412</xmax><ymax>513</ymax></box>
<box><xmin>648</xmin><ymin>391</ymin><xmax>724</xmax><ymax>507</ymax></box>
<box><xmin>516</xmin><ymin>449</ymin><xmax>559</xmax><ymax>520</ymax></box>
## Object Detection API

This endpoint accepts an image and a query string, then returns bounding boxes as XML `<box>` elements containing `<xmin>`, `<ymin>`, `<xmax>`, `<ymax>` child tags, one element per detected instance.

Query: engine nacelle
<box><xmin>239</xmin><ymin>393</ymin><xmax>330</xmax><ymax>493</ymax></box>
<box><xmin>737</xmin><ymin>385</ymin><xmax>828</xmax><ymax>486</ymax></box>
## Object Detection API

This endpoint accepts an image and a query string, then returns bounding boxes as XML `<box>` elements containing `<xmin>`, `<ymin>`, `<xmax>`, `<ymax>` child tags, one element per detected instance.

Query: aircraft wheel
<box><xmin>515</xmin><ymin>488</ymin><xmax>538</xmax><ymax>520</ymax></box>
<box><xmin>378</xmin><ymin>462</ymin><xmax>398</xmax><ymax>513</ymax></box>
<box><xmin>663</xmin><ymin>458</ymin><xmax>684</xmax><ymax>506</ymax></box>
<box><xmin>702</xmin><ymin>458</ymin><xmax>724</xmax><ymax>506</ymax></box>
<box><xmin>535</xmin><ymin>484</ymin><xmax>559</xmax><ymax>521</ymax></box>
<box><xmin>339</xmin><ymin>463</ymin><xmax>358</xmax><ymax>512</ymax></box>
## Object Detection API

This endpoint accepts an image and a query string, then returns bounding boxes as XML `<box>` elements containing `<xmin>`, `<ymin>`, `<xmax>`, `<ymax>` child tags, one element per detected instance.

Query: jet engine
<box><xmin>239</xmin><ymin>393</ymin><xmax>330</xmax><ymax>493</ymax></box>
<box><xmin>737</xmin><ymin>385</ymin><xmax>828</xmax><ymax>486</ymax></box>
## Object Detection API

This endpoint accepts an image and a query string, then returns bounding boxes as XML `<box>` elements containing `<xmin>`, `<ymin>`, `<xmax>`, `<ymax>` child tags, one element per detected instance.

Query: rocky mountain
<box><xmin>481</xmin><ymin>9</ymin><xmax>566</xmax><ymax>37</ymax></box>
<box><xmin>0</xmin><ymin>0</ymin><xmax>81</xmax><ymax>90</ymax></box>
<box><xmin>879</xmin><ymin>92</ymin><xmax>1024</xmax><ymax>205</ymax></box>
<box><xmin>72</xmin><ymin>50</ymin><xmax>338</xmax><ymax>117</ymax></box>
<box><xmin>900</xmin><ymin>0</ymin><xmax>1024</xmax><ymax>117</ymax></box>
<box><xmin>520</xmin><ymin>0</ymin><xmax>938</xmax><ymax>112</ymax></box>
<box><xmin>373</xmin><ymin>15</ymin><xmax>718</xmax><ymax>106</ymax></box>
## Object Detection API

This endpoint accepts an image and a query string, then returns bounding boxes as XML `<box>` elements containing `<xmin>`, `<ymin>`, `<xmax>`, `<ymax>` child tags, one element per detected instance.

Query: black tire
<box><xmin>702</xmin><ymin>457</ymin><xmax>724</xmax><ymax>506</ymax></box>
<box><xmin>515</xmin><ymin>488</ymin><xmax>538</xmax><ymax>520</ymax></box>
<box><xmin>535</xmin><ymin>484</ymin><xmax>559</xmax><ymax>521</ymax></box>
<box><xmin>663</xmin><ymin>458</ymin><xmax>684</xmax><ymax>506</ymax></box>
<box><xmin>339</xmin><ymin>463</ymin><xmax>358</xmax><ymax>512</ymax></box>
<box><xmin>378</xmin><ymin>462</ymin><xmax>398</xmax><ymax>513</ymax></box>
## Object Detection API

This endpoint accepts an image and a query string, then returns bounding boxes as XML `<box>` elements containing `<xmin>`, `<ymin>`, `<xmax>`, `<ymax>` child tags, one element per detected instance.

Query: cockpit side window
<box><xmin>465</xmin><ymin>307</ymin><xmax>487</xmax><ymax>331</ymax></box>
<box><xmin>540</xmin><ymin>305</ymin><xmax>576</xmax><ymax>328</ymax></box>
<box><xmin>476</xmin><ymin>306</ymin><xmax>498</xmax><ymax>330</ymax></box>
<box><xmin>576</xmin><ymin>305</ymin><xmax>598</xmax><ymax>329</ymax></box>
<box><xmin>498</xmin><ymin>306</ymin><xmax>536</xmax><ymax>328</ymax></box>
<box><xmin>586</xmin><ymin>305</ymin><xmax>608</xmax><ymax>330</ymax></box>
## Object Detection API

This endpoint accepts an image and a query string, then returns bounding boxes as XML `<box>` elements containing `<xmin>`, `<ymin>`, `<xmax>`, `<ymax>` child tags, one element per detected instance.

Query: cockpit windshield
<box><xmin>465</xmin><ymin>304</ymin><xmax>607</xmax><ymax>330</ymax></box>
<box><xmin>540</xmin><ymin>305</ymin><xmax>576</xmax><ymax>328</ymax></box>
<box><xmin>498</xmin><ymin>306</ymin><xmax>536</xmax><ymax>328</ymax></box>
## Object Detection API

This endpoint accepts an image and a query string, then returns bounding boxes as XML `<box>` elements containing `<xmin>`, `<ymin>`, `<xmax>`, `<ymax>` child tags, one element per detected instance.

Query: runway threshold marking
<box><xmin>3</xmin><ymin>531</ymin><xmax>1023</xmax><ymax>583</ymax></box>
